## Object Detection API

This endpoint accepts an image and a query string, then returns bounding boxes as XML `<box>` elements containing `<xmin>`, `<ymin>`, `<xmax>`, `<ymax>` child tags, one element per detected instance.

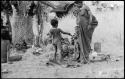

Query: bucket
<box><xmin>94</xmin><ymin>42</ymin><xmax>101</xmax><ymax>53</ymax></box>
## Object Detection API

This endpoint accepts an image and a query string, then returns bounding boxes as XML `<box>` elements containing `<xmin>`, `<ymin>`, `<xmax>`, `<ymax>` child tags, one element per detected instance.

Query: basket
<box><xmin>94</xmin><ymin>42</ymin><xmax>101</xmax><ymax>53</ymax></box>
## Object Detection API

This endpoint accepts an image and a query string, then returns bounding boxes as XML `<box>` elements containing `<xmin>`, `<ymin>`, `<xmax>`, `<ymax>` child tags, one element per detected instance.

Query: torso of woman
<box><xmin>76</xmin><ymin>5</ymin><xmax>90</xmax><ymax>28</ymax></box>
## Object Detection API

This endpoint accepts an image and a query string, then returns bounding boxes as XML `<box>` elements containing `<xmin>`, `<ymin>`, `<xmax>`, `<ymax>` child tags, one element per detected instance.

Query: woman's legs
<box><xmin>79</xmin><ymin>25</ymin><xmax>91</xmax><ymax>64</ymax></box>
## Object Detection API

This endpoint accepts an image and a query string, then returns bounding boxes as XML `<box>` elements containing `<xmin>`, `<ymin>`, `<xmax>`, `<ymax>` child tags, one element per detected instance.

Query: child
<box><xmin>74</xmin><ymin>26</ymin><xmax>79</xmax><ymax>39</ymax></box>
<box><xmin>73</xmin><ymin>26</ymin><xmax>81</xmax><ymax>62</ymax></box>
<box><xmin>48</xmin><ymin>19</ymin><xmax>72</xmax><ymax>64</ymax></box>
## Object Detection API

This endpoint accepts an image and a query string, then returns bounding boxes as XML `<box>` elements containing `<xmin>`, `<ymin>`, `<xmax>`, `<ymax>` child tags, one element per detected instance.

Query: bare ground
<box><xmin>1</xmin><ymin>48</ymin><xmax>124</xmax><ymax>78</ymax></box>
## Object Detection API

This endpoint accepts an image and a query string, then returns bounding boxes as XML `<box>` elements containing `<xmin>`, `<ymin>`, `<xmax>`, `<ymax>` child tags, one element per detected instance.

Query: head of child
<box><xmin>51</xmin><ymin>19</ymin><xmax>58</xmax><ymax>28</ymax></box>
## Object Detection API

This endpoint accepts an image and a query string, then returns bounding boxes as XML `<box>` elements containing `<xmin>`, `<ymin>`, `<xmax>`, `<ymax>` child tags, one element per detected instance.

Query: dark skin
<box><xmin>48</xmin><ymin>23</ymin><xmax>72</xmax><ymax>63</ymax></box>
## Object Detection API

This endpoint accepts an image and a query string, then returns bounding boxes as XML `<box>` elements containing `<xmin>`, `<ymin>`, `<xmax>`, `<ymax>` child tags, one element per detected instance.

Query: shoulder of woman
<box><xmin>81</xmin><ymin>5</ymin><xmax>90</xmax><ymax>11</ymax></box>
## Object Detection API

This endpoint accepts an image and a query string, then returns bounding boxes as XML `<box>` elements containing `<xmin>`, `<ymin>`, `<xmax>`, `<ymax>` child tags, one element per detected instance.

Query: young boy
<box><xmin>48</xmin><ymin>19</ymin><xmax>72</xmax><ymax>64</ymax></box>
<box><xmin>73</xmin><ymin>26</ymin><xmax>81</xmax><ymax>62</ymax></box>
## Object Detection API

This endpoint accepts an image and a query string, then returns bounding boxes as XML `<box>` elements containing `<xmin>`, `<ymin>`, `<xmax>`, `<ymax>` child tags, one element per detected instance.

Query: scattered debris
<box><xmin>46</xmin><ymin>59</ymin><xmax>61</xmax><ymax>66</ymax></box>
<box><xmin>1</xmin><ymin>58</ymin><xmax>7</xmax><ymax>63</ymax></box>
<box><xmin>89</xmin><ymin>50</ymin><xmax>112</xmax><ymax>63</ymax></box>
<box><xmin>110</xmin><ymin>56</ymin><xmax>121</xmax><ymax>62</ymax></box>
<box><xmin>2</xmin><ymin>69</ymin><xmax>9</xmax><ymax>74</ymax></box>
<box><xmin>32</xmin><ymin>51</ymin><xmax>41</xmax><ymax>56</ymax></box>
<box><xmin>32</xmin><ymin>48</ymin><xmax>44</xmax><ymax>56</ymax></box>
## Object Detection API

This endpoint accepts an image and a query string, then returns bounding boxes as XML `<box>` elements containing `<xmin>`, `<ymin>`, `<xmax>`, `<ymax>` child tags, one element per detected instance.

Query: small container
<box><xmin>94</xmin><ymin>42</ymin><xmax>101</xmax><ymax>53</ymax></box>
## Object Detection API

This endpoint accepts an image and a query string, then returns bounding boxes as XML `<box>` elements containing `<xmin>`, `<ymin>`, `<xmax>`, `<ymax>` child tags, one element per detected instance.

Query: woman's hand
<box><xmin>88</xmin><ymin>25</ymin><xmax>91</xmax><ymax>30</ymax></box>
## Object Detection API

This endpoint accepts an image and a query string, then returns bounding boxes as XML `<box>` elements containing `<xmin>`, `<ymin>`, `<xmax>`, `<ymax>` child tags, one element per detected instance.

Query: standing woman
<box><xmin>74</xmin><ymin>1</ymin><xmax>98</xmax><ymax>64</ymax></box>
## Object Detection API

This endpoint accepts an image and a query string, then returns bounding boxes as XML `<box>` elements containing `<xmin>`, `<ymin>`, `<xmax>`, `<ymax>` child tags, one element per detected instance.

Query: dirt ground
<box><xmin>1</xmin><ymin>48</ymin><xmax>124</xmax><ymax>78</ymax></box>
<box><xmin>1</xmin><ymin>2</ymin><xmax>124</xmax><ymax>78</ymax></box>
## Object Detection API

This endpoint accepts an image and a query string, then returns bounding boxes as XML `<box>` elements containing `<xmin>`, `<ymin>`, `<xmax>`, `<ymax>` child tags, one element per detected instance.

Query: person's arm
<box><xmin>79</xmin><ymin>5</ymin><xmax>92</xmax><ymax>25</ymax></box>
<box><xmin>79</xmin><ymin>8</ymin><xmax>92</xmax><ymax>25</ymax></box>
<box><xmin>59</xmin><ymin>28</ymin><xmax>72</xmax><ymax>36</ymax></box>
<box><xmin>85</xmin><ymin>5</ymin><xmax>93</xmax><ymax>25</ymax></box>
<box><xmin>83</xmin><ymin>5</ymin><xmax>93</xmax><ymax>29</ymax></box>
<box><xmin>47</xmin><ymin>29</ymin><xmax>52</xmax><ymax>38</ymax></box>
<box><xmin>88</xmin><ymin>10</ymin><xmax>93</xmax><ymax>25</ymax></box>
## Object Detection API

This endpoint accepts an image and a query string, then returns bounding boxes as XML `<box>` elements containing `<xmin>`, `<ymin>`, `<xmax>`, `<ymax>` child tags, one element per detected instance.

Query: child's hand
<box><xmin>69</xmin><ymin>33</ymin><xmax>72</xmax><ymax>36</ymax></box>
<box><xmin>47</xmin><ymin>33</ymin><xmax>49</xmax><ymax>36</ymax></box>
<box><xmin>88</xmin><ymin>25</ymin><xmax>91</xmax><ymax>30</ymax></box>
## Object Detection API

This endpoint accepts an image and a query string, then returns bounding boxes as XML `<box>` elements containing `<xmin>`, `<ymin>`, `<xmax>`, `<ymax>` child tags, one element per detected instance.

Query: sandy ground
<box><xmin>1</xmin><ymin>2</ymin><xmax>124</xmax><ymax>78</ymax></box>
<box><xmin>1</xmin><ymin>48</ymin><xmax>124</xmax><ymax>78</ymax></box>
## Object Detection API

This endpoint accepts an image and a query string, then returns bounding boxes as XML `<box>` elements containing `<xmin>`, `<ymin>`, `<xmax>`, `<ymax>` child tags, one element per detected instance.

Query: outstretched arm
<box><xmin>47</xmin><ymin>29</ymin><xmax>52</xmax><ymax>38</ymax></box>
<box><xmin>59</xmin><ymin>28</ymin><xmax>72</xmax><ymax>36</ymax></box>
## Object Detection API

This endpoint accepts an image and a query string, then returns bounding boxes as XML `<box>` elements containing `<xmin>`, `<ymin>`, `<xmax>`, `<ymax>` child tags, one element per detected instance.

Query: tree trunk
<box><xmin>32</xmin><ymin>1</ymin><xmax>45</xmax><ymax>48</ymax></box>
<box><xmin>9</xmin><ymin>1</ymin><xmax>51</xmax><ymax>47</ymax></box>
<box><xmin>10</xmin><ymin>4</ymin><xmax>33</xmax><ymax>46</ymax></box>
<box><xmin>32</xmin><ymin>15</ymin><xmax>40</xmax><ymax>47</ymax></box>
